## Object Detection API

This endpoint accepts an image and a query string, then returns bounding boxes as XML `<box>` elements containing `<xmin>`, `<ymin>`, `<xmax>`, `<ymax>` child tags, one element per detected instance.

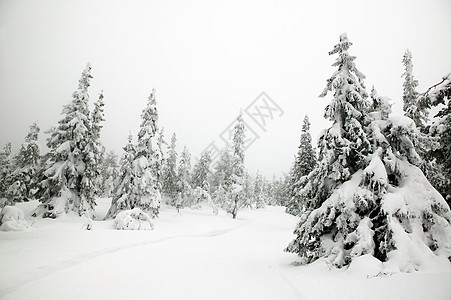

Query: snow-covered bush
<box><xmin>113</xmin><ymin>208</ymin><xmax>154</xmax><ymax>230</ymax></box>
<box><xmin>192</xmin><ymin>187</ymin><xmax>218</xmax><ymax>215</ymax></box>
<box><xmin>0</xmin><ymin>205</ymin><xmax>29</xmax><ymax>231</ymax></box>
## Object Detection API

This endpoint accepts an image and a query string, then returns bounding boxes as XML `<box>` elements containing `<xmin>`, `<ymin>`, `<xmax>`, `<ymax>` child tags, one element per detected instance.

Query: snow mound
<box><xmin>0</xmin><ymin>205</ymin><xmax>29</xmax><ymax>231</ymax></box>
<box><xmin>113</xmin><ymin>208</ymin><xmax>154</xmax><ymax>230</ymax></box>
<box><xmin>346</xmin><ymin>254</ymin><xmax>384</xmax><ymax>276</ymax></box>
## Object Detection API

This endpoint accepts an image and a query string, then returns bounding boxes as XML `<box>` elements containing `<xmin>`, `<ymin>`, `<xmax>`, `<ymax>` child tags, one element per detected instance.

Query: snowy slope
<box><xmin>0</xmin><ymin>199</ymin><xmax>450</xmax><ymax>300</ymax></box>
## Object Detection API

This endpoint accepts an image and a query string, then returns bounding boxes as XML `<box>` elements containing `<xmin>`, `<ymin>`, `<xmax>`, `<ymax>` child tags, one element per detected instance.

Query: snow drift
<box><xmin>0</xmin><ymin>205</ymin><xmax>28</xmax><ymax>231</ymax></box>
<box><xmin>113</xmin><ymin>208</ymin><xmax>154</xmax><ymax>230</ymax></box>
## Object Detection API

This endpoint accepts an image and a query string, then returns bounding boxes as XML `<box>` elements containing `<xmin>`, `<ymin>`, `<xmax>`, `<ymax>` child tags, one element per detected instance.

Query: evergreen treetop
<box><xmin>401</xmin><ymin>49</ymin><xmax>428</xmax><ymax>128</ymax></box>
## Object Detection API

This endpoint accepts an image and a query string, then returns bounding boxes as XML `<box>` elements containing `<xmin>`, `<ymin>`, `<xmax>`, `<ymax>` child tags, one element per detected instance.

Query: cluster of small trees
<box><xmin>0</xmin><ymin>64</ymin><xmax>106</xmax><ymax>218</ymax></box>
<box><xmin>157</xmin><ymin>112</ymin><xmax>288</xmax><ymax>218</ymax></box>
<box><xmin>0</xmin><ymin>64</ymin><xmax>287</xmax><ymax>222</ymax></box>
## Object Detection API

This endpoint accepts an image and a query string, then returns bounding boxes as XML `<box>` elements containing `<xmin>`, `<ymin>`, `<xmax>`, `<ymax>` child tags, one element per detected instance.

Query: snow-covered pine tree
<box><xmin>254</xmin><ymin>171</ymin><xmax>265</xmax><ymax>209</ymax></box>
<box><xmin>212</xmin><ymin>184</ymin><xmax>227</xmax><ymax>210</ymax></box>
<box><xmin>286</xmin><ymin>115</ymin><xmax>317</xmax><ymax>216</ymax></box>
<box><xmin>192</xmin><ymin>151</ymin><xmax>212</xmax><ymax>191</ymax></box>
<box><xmin>228</xmin><ymin>112</ymin><xmax>246</xmax><ymax>219</ymax></box>
<box><xmin>294</xmin><ymin>33</ymin><xmax>372</xmax><ymax>212</ymax></box>
<box><xmin>272</xmin><ymin>173</ymin><xmax>290</xmax><ymax>206</ymax></box>
<box><xmin>157</xmin><ymin>127</ymin><xmax>167</xmax><ymax>186</ymax></box>
<box><xmin>162</xmin><ymin>133</ymin><xmax>178</xmax><ymax>202</ymax></box>
<box><xmin>401</xmin><ymin>49</ymin><xmax>429</xmax><ymax>129</ymax></box>
<box><xmin>101</xmin><ymin>150</ymin><xmax>119</xmax><ymax>197</ymax></box>
<box><xmin>423</xmin><ymin>73</ymin><xmax>451</xmax><ymax>205</ymax></box>
<box><xmin>286</xmin><ymin>34</ymin><xmax>451</xmax><ymax>271</ymax></box>
<box><xmin>34</xmin><ymin>63</ymin><xmax>98</xmax><ymax>218</ymax></box>
<box><xmin>285</xmin><ymin>32</ymin><xmax>374</xmax><ymax>261</ymax></box>
<box><xmin>80</xmin><ymin>91</ymin><xmax>106</xmax><ymax>206</ymax></box>
<box><xmin>0</xmin><ymin>143</ymin><xmax>12</xmax><ymax>203</ymax></box>
<box><xmin>242</xmin><ymin>171</ymin><xmax>254</xmax><ymax>208</ymax></box>
<box><xmin>267</xmin><ymin>175</ymin><xmax>279</xmax><ymax>206</ymax></box>
<box><xmin>359</xmin><ymin>90</ymin><xmax>450</xmax><ymax>270</ymax></box>
<box><xmin>105</xmin><ymin>134</ymin><xmax>136</xmax><ymax>218</ymax></box>
<box><xmin>401</xmin><ymin>51</ymin><xmax>441</xmax><ymax>199</ymax></box>
<box><xmin>6</xmin><ymin>122</ymin><xmax>41</xmax><ymax>203</ymax></box>
<box><xmin>211</xmin><ymin>147</ymin><xmax>233</xmax><ymax>193</ymax></box>
<box><xmin>130</xmin><ymin>88</ymin><xmax>163</xmax><ymax>217</ymax></box>
<box><xmin>177</xmin><ymin>146</ymin><xmax>192</xmax><ymax>204</ymax></box>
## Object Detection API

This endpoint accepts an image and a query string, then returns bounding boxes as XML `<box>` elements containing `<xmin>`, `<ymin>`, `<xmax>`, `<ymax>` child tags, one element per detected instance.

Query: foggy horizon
<box><xmin>1</xmin><ymin>0</ymin><xmax>451</xmax><ymax>178</ymax></box>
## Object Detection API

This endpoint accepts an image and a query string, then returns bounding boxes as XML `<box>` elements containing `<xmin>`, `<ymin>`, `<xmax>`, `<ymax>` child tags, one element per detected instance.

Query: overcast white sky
<box><xmin>1</xmin><ymin>0</ymin><xmax>451</xmax><ymax>178</ymax></box>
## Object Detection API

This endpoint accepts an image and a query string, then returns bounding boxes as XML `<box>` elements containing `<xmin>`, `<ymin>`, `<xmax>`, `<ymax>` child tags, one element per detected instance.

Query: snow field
<box><xmin>0</xmin><ymin>199</ymin><xmax>450</xmax><ymax>300</ymax></box>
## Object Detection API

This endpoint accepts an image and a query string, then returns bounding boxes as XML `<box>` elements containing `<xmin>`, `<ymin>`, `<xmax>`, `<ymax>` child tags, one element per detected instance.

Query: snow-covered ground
<box><xmin>1</xmin><ymin>199</ymin><xmax>450</xmax><ymax>300</ymax></box>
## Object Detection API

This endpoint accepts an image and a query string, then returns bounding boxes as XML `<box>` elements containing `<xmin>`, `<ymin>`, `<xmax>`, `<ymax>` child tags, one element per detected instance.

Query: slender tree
<box><xmin>162</xmin><ymin>133</ymin><xmax>178</xmax><ymax>202</ymax></box>
<box><xmin>211</xmin><ymin>147</ymin><xmax>233</xmax><ymax>193</ymax></box>
<box><xmin>286</xmin><ymin>115</ymin><xmax>317</xmax><ymax>215</ymax></box>
<box><xmin>81</xmin><ymin>91</ymin><xmax>106</xmax><ymax>205</ymax></box>
<box><xmin>105</xmin><ymin>134</ymin><xmax>136</xmax><ymax>218</ymax></box>
<box><xmin>402</xmin><ymin>49</ymin><xmax>428</xmax><ymax>128</ymax></box>
<box><xmin>130</xmin><ymin>88</ymin><xmax>163</xmax><ymax>216</ymax></box>
<box><xmin>229</xmin><ymin>112</ymin><xmax>246</xmax><ymax>219</ymax></box>
<box><xmin>101</xmin><ymin>150</ymin><xmax>119</xmax><ymax>197</ymax></box>
<box><xmin>177</xmin><ymin>146</ymin><xmax>192</xmax><ymax>202</ymax></box>
<box><xmin>192</xmin><ymin>151</ymin><xmax>212</xmax><ymax>191</ymax></box>
<box><xmin>254</xmin><ymin>171</ymin><xmax>265</xmax><ymax>209</ymax></box>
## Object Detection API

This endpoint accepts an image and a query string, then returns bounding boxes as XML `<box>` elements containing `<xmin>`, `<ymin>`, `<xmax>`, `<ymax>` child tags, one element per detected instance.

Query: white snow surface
<box><xmin>0</xmin><ymin>199</ymin><xmax>450</xmax><ymax>300</ymax></box>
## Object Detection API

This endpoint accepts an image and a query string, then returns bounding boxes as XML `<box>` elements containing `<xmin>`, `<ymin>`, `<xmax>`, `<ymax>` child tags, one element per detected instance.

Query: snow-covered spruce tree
<box><xmin>272</xmin><ymin>174</ymin><xmax>290</xmax><ymax>206</ymax></box>
<box><xmin>401</xmin><ymin>51</ymin><xmax>441</xmax><ymax>200</ymax></box>
<box><xmin>267</xmin><ymin>176</ymin><xmax>280</xmax><ymax>206</ymax></box>
<box><xmin>286</xmin><ymin>33</ymin><xmax>373</xmax><ymax>261</ymax></box>
<box><xmin>34</xmin><ymin>63</ymin><xmax>98</xmax><ymax>218</ymax></box>
<box><xmin>228</xmin><ymin>112</ymin><xmax>246</xmax><ymax>219</ymax></box>
<box><xmin>6</xmin><ymin>122</ymin><xmax>41</xmax><ymax>203</ymax></box>
<box><xmin>107</xmin><ymin>98</ymin><xmax>165</xmax><ymax>218</ymax></box>
<box><xmin>192</xmin><ymin>151</ymin><xmax>212</xmax><ymax>191</ymax></box>
<box><xmin>290</xmin><ymin>33</ymin><xmax>372</xmax><ymax>213</ymax></box>
<box><xmin>402</xmin><ymin>49</ymin><xmax>429</xmax><ymax>129</ymax></box>
<box><xmin>177</xmin><ymin>146</ymin><xmax>192</xmax><ymax>205</ymax></box>
<box><xmin>105</xmin><ymin>134</ymin><xmax>136</xmax><ymax>219</ymax></box>
<box><xmin>254</xmin><ymin>171</ymin><xmax>265</xmax><ymax>209</ymax></box>
<box><xmin>286</xmin><ymin>115</ymin><xmax>317</xmax><ymax>216</ymax></box>
<box><xmin>130</xmin><ymin>88</ymin><xmax>164</xmax><ymax>217</ymax></box>
<box><xmin>212</xmin><ymin>184</ymin><xmax>227</xmax><ymax>210</ymax></box>
<box><xmin>286</xmin><ymin>34</ymin><xmax>451</xmax><ymax>271</ymax></box>
<box><xmin>0</xmin><ymin>143</ymin><xmax>13</xmax><ymax>202</ymax></box>
<box><xmin>80</xmin><ymin>91</ymin><xmax>106</xmax><ymax>205</ymax></box>
<box><xmin>158</xmin><ymin>128</ymin><xmax>167</xmax><ymax>157</ymax></box>
<box><xmin>211</xmin><ymin>147</ymin><xmax>233</xmax><ymax>193</ymax></box>
<box><xmin>423</xmin><ymin>73</ymin><xmax>451</xmax><ymax>205</ymax></box>
<box><xmin>101</xmin><ymin>150</ymin><xmax>119</xmax><ymax>197</ymax></box>
<box><xmin>162</xmin><ymin>133</ymin><xmax>178</xmax><ymax>202</ymax></box>
<box><xmin>242</xmin><ymin>171</ymin><xmax>254</xmax><ymax>208</ymax></box>
<box><xmin>362</xmin><ymin>92</ymin><xmax>449</xmax><ymax>270</ymax></box>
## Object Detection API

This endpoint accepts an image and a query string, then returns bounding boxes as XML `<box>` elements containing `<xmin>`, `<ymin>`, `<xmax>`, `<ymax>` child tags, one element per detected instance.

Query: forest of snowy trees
<box><xmin>0</xmin><ymin>33</ymin><xmax>450</xmax><ymax>270</ymax></box>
